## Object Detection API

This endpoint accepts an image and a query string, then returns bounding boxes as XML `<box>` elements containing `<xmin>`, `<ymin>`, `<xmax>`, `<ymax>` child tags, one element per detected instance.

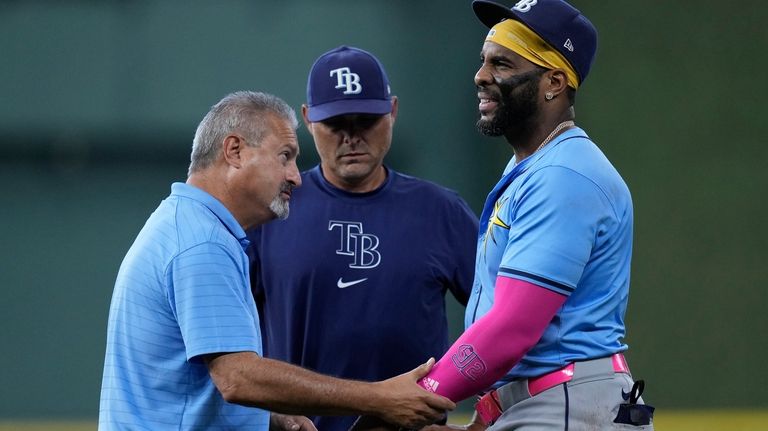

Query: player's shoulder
<box><xmin>390</xmin><ymin>169</ymin><xmax>477</xmax><ymax>220</ymax></box>
<box><xmin>551</xmin><ymin>131</ymin><xmax>611</xmax><ymax>165</ymax></box>
<box><xmin>391</xmin><ymin>169</ymin><xmax>462</xmax><ymax>199</ymax></box>
<box><xmin>526</xmin><ymin>135</ymin><xmax>631</xmax><ymax>212</ymax></box>
<box><xmin>536</xmin><ymin>131</ymin><xmax>622</xmax><ymax>180</ymax></box>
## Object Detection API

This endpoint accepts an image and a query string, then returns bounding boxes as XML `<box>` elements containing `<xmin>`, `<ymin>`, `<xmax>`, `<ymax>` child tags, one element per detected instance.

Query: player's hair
<box><xmin>188</xmin><ymin>91</ymin><xmax>298</xmax><ymax>175</ymax></box>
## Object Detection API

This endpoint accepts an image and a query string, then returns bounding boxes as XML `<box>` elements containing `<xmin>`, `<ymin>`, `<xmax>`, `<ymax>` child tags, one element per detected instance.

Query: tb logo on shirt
<box><xmin>328</xmin><ymin>220</ymin><xmax>381</xmax><ymax>269</ymax></box>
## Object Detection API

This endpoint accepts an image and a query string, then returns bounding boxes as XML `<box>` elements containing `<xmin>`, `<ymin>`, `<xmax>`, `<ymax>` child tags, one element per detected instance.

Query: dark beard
<box><xmin>476</xmin><ymin>69</ymin><xmax>543</xmax><ymax>137</ymax></box>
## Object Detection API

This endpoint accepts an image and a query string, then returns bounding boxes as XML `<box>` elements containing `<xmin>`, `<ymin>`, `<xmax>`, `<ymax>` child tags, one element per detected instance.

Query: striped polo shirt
<box><xmin>99</xmin><ymin>182</ymin><xmax>268</xmax><ymax>430</ymax></box>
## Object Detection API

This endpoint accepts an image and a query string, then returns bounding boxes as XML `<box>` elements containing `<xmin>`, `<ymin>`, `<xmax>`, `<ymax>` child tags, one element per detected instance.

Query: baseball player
<box><xmin>410</xmin><ymin>1</ymin><xmax>656</xmax><ymax>430</ymax></box>
<box><xmin>247</xmin><ymin>46</ymin><xmax>479</xmax><ymax>431</ymax></box>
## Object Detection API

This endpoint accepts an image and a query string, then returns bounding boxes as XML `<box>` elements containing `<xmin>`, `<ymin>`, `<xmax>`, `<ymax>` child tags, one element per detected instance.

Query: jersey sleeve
<box><xmin>500</xmin><ymin>166</ymin><xmax>610</xmax><ymax>294</ymax></box>
<box><xmin>168</xmin><ymin>242</ymin><xmax>261</xmax><ymax>362</ymax></box>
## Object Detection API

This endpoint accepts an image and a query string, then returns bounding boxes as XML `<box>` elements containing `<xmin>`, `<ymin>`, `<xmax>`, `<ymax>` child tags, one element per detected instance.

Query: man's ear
<box><xmin>545</xmin><ymin>69</ymin><xmax>569</xmax><ymax>99</ymax></box>
<box><xmin>301</xmin><ymin>104</ymin><xmax>314</xmax><ymax>136</ymax></box>
<box><xmin>389</xmin><ymin>96</ymin><xmax>399</xmax><ymax>124</ymax></box>
<box><xmin>222</xmin><ymin>134</ymin><xmax>246</xmax><ymax>168</ymax></box>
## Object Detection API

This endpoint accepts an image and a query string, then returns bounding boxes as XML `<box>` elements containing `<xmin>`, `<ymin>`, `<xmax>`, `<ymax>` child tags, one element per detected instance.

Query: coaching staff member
<box><xmin>247</xmin><ymin>46</ymin><xmax>479</xmax><ymax>431</ymax></box>
<box><xmin>98</xmin><ymin>91</ymin><xmax>454</xmax><ymax>430</ymax></box>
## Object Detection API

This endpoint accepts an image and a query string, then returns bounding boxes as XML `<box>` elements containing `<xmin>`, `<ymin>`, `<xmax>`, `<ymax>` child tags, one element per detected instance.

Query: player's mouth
<box><xmin>478</xmin><ymin>92</ymin><xmax>499</xmax><ymax>115</ymax></box>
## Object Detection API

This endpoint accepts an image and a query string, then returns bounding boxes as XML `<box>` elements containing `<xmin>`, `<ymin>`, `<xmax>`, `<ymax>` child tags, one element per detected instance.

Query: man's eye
<box><xmin>359</xmin><ymin>117</ymin><xmax>379</xmax><ymax>129</ymax></box>
<box><xmin>322</xmin><ymin>119</ymin><xmax>343</xmax><ymax>130</ymax></box>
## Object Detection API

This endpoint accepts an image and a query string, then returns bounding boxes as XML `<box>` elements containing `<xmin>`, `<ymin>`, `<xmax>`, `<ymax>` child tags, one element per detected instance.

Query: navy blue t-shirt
<box><xmin>248</xmin><ymin>166</ymin><xmax>478</xmax><ymax>431</ymax></box>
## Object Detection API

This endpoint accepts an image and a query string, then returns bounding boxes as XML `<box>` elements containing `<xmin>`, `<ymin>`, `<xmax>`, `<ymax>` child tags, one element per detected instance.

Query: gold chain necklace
<box><xmin>534</xmin><ymin>120</ymin><xmax>575</xmax><ymax>153</ymax></box>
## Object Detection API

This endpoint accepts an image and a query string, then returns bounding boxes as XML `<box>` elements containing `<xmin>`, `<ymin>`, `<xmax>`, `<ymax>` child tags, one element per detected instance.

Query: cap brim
<box><xmin>307</xmin><ymin>99</ymin><xmax>392</xmax><ymax>122</ymax></box>
<box><xmin>472</xmin><ymin>0</ymin><xmax>519</xmax><ymax>28</ymax></box>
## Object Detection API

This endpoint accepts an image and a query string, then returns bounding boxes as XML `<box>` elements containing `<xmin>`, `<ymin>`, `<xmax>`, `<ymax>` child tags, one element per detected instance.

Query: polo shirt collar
<box><xmin>170</xmin><ymin>182</ymin><xmax>250</xmax><ymax>250</ymax></box>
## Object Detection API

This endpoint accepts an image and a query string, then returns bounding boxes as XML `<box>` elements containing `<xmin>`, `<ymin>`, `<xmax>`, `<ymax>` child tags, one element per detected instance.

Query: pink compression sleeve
<box><xmin>418</xmin><ymin>276</ymin><xmax>567</xmax><ymax>402</ymax></box>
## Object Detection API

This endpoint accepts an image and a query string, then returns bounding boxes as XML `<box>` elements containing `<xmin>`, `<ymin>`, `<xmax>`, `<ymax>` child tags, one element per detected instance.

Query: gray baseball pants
<box><xmin>488</xmin><ymin>356</ymin><xmax>654</xmax><ymax>430</ymax></box>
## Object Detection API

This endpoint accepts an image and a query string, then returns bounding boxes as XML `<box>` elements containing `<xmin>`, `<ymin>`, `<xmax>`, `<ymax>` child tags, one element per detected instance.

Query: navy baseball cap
<box><xmin>306</xmin><ymin>46</ymin><xmax>392</xmax><ymax>122</ymax></box>
<box><xmin>472</xmin><ymin>0</ymin><xmax>598</xmax><ymax>85</ymax></box>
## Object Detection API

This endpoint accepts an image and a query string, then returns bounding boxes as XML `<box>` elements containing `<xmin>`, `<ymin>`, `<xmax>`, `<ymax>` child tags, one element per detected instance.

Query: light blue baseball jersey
<box><xmin>465</xmin><ymin>127</ymin><xmax>633</xmax><ymax>382</ymax></box>
<box><xmin>99</xmin><ymin>182</ymin><xmax>268</xmax><ymax>430</ymax></box>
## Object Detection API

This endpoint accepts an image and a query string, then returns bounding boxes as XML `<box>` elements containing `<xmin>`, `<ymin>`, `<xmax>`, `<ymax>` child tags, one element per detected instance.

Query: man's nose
<box><xmin>341</xmin><ymin>129</ymin><xmax>363</xmax><ymax>145</ymax></box>
<box><xmin>287</xmin><ymin>162</ymin><xmax>302</xmax><ymax>188</ymax></box>
<box><xmin>475</xmin><ymin>64</ymin><xmax>493</xmax><ymax>87</ymax></box>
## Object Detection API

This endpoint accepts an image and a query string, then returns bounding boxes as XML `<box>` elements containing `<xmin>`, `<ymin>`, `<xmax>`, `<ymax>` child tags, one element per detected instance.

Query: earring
<box><xmin>545</xmin><ymin>92</ymin><xmax>554</xmax><ymax>101</ymax></box>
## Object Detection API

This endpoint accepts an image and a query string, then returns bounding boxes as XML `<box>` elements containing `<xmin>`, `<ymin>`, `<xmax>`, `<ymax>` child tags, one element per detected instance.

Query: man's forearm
<box><xmin>206</xmin><ymin>352</ymin><xmax>380</xmax><ymax>415</ymax></box>
<box><xmin>418</xmin><ymin>277</ymin><xmax>567</xmax><ymax>401</ymax></box>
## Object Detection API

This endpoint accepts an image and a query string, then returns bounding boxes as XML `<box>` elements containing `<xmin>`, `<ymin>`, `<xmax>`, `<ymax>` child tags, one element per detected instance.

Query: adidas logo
<box><xmin>421</xmin><ymin>377</ymin><xmax>440</xmax><ymax>392</ymax></box>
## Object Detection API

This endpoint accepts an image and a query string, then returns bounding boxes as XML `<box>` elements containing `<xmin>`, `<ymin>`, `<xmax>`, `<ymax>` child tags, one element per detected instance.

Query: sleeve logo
<box><xmin>451</xmin><ymin>344</ymin><xmax>487</xmax><ymax>381</ymax></box>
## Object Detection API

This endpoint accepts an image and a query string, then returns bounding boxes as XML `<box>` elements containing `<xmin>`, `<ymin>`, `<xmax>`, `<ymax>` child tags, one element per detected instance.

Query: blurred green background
<box><xmin>1</xmin><ymin>0</ymin><xmax>766</xmax><ymax>425</ymax></box>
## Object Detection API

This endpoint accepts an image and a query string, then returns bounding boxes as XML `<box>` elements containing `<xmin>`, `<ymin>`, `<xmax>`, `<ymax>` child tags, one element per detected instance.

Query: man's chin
<box><xmin>476</xmin><ymin>118</ymin><xmax>506</xmax><ymax>137</ymax></box>
<box><xmin>269</xmin><ymin>200</ymin><xmax>290</xmax><ymax>221</ymax></box>
<box><xmin>272</xmin><ymin>210</ymin><xmax>289</xmax><ymax>221</ymax></box>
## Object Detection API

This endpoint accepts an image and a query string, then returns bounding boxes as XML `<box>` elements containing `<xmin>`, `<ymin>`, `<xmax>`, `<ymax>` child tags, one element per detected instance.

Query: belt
<box><xmin>475</xmin><ymin>353</ymin><xmax>631</xmax><ymax>426</ymax></box>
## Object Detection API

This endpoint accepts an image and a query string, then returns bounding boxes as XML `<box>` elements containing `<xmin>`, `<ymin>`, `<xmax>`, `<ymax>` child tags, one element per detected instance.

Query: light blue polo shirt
<box><xmin>99</xmin><ymin>182</ymin><xmax>268</xmax><ymax>430</ymax></box>
<box><xmin>465</xmin><ymin>127</ymin><xmax>633</xmax><ymax>382</ymax></box>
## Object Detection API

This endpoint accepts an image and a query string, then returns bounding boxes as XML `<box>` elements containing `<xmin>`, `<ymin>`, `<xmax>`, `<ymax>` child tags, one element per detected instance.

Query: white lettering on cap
<box><xmin>513</xmin><ymin>0</ymin><xmax>538</xmax><ymax>13</ymax></box>
<box><xmin>330</xmin><ymin>67</ymin><xmax>362</xmax><ymax>95</ymax></box>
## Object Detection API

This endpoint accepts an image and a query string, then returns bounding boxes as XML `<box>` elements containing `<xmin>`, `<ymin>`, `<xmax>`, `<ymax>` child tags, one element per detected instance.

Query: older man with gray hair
<box><xmin>98</xmin><ymin>90</ymin><xmax>454</xmax><ymax>431</ymax></box>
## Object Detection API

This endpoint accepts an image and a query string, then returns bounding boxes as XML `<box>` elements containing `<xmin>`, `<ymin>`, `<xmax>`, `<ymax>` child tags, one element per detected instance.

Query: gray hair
<box><xmin>188</xmin><ymin>91</ymin><xmax>298</xmax><ymax>175</ymax></box>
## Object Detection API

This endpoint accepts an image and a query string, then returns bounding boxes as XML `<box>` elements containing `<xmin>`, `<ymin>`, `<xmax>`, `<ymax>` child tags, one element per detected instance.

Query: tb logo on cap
<box><xmin>513</xmin><ymin>0</ymin><xmax>538</xmax><ymax>13</ymax></box>
<box><xmin>330</xmin><ymin>67</ymin><xmax>362</xmax><ymax>95</ymax></box>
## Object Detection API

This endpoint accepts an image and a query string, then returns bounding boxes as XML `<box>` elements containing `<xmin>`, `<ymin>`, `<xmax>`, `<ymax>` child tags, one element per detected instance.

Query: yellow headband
<box><xmin>486</xmin><ymin>19</ymin><xmax>579</xmax><ymax>89</ymax></box>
